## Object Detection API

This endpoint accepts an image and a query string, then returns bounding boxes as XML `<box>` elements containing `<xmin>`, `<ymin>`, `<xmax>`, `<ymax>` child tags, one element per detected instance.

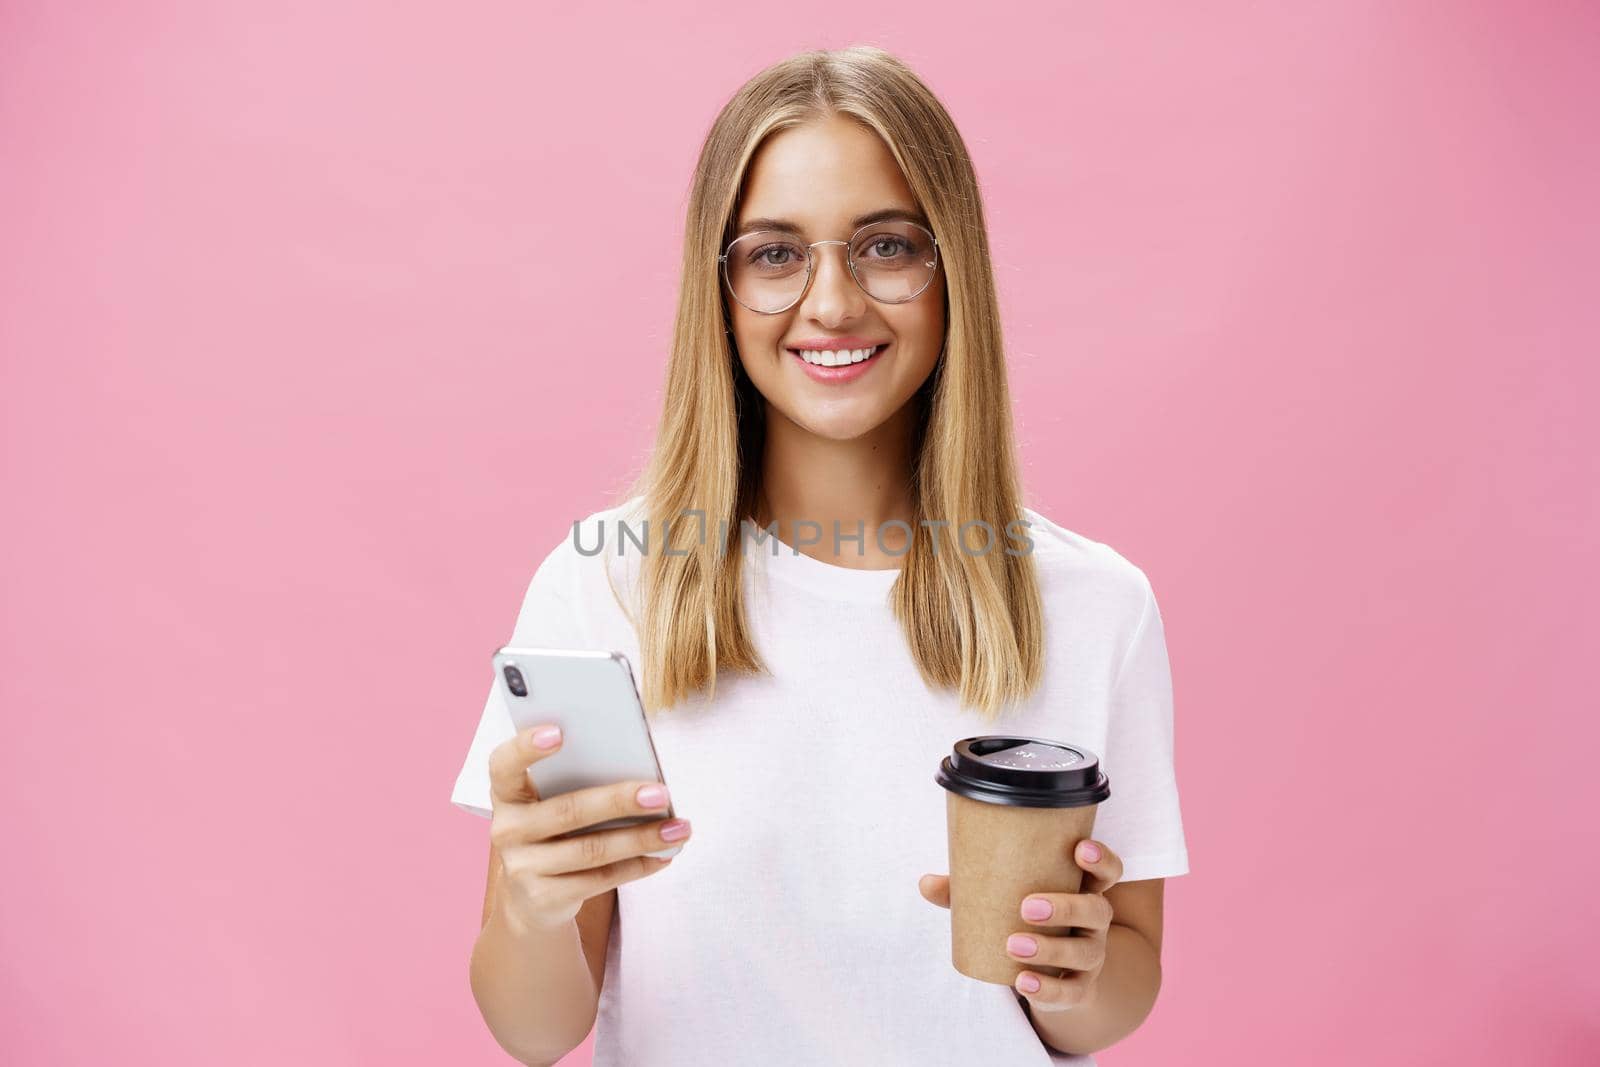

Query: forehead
<box><xmin>736</xmin><ymin>116</ymin><xmax>921</xmax><ymax>236</ymax></box>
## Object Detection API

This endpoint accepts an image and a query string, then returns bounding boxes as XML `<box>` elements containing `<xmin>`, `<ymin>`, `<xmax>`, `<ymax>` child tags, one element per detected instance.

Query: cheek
<box><xmin>732</xmin><ymin>330</ymin><xmax>795</xmax><ymax>392</ymax></box>
<box><xmin>731</xmin><ymin>311</ymin><xmax>787</xmax><ymax>362</ymax></box>
<box><xmin>889</xmin><ymin>300</ymin><xmax>945</xmax><ymax>357</ymax></box>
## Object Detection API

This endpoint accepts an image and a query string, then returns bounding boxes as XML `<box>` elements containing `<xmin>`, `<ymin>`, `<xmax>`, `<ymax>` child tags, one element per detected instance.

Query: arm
<box><xmin>1022</xmin><ymin>877</ymin><xmax>1165</xmax><ymax>1056</ymax></box>
<box><xmin>1024</xmin><ymin>572</ymin><xmax>1184</xmax><ymax>1053</ymax></box>
<box><xmin>468</xmin><ymin>844</ymin><xmax>613</xmax><ymax>1067</ymax></box>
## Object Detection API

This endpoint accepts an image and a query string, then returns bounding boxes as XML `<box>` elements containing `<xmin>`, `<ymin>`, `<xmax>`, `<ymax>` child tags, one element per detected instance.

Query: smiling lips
<box><xmin>787</xmin><ymin>341</ymin><xmax>890</xmax><ymax>382</ymax></box>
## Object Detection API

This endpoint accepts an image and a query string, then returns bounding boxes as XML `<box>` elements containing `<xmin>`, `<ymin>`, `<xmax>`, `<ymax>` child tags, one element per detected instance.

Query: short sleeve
<box><xmin>1092</xmin><ymin>574</ymin><xmax>1190</xmax><ymax>882</ymax></box>
<box><xmin>449</xmin><ymin>537</ymin><xmax>589</xmax><ymax>819</ymax></box>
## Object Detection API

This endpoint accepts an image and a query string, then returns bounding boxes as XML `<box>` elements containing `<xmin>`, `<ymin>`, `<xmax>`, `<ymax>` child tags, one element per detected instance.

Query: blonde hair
<box><xmin>607</xmin><ymin>45</ymin><xmax>1044</xmax><ymax>721</ymax></box>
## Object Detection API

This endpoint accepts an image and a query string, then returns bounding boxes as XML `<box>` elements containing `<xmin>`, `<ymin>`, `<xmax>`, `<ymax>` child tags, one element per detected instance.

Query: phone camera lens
<box><xmin>503</xmin><ymin>664</ymin><xmax>528</xmax><ymax>697</ymax></box>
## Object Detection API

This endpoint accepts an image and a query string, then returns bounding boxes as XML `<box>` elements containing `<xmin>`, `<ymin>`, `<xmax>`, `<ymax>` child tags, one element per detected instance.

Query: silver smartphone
<box><xmin>492</xmin><ymin>646</ymin><xmax>682</xmax><ymax>859</ymax></box>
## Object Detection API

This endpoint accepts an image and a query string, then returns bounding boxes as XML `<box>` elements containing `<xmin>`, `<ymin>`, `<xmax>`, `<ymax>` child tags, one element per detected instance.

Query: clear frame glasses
<box><xmin>719</xmin><ymin>219</ymin><xmax>940</xmax><ymax>315</ymax></box>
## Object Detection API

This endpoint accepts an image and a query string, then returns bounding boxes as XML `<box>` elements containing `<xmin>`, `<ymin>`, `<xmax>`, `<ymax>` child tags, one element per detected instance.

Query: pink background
<box><xmin>3</xmin><ymin>3</ymin><xmax>1596</xmax><ymax>1064</ymax></box>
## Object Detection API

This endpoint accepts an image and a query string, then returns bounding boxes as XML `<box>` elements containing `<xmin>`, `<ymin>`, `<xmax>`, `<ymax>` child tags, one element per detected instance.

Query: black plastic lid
<box><xmin>935</xmin><ymin>735</ymin><xmax>1111</xmax><ymax>808</ymax></box>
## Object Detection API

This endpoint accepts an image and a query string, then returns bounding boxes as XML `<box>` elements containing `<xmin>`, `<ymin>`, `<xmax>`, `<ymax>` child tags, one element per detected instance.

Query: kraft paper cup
<box><xmin>935</xmin><ymin>736</ymin><xmax>1111</xmax><ymax>985</ymax></box>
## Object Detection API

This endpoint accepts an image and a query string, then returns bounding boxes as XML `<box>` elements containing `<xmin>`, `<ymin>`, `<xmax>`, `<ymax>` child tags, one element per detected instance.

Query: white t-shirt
<box><xmin>452</xmin><ymin>496</ymin><xmax>1189</xmax><ymax>1066</ymax></box>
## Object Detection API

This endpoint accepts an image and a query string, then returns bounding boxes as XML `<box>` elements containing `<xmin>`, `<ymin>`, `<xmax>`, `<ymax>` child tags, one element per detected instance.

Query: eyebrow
<box><xmin>734</xmin><ymin>207</ymin><xmax>930</xmax><ymax>238</ymax></box>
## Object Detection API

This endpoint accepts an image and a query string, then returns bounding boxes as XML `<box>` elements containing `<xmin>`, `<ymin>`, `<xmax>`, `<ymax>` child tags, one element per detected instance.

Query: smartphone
<box><xmin>493</xmin><ymin>646</ymin><xmax>682</xmax><ymax>859</ymax></box>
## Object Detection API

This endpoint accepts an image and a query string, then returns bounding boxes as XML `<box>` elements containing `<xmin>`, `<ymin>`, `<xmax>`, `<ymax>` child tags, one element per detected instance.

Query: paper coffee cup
<box><xmin>935</xmin><ymin>736</ymin><xmax>1111</xmax><ymax>985</ymax></box>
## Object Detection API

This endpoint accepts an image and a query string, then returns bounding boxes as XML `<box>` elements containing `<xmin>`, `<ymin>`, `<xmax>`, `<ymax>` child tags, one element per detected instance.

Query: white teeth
<box><xmin>796</xmin><ymin>346</ymin><xmax>879</xmax><ymax>367</ymax></box>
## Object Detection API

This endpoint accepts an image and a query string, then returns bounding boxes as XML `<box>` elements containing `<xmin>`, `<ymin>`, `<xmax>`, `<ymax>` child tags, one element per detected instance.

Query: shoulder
<box><xmin>526</xmin><ymin>494</ymin><xmax>648</xmax><ymax>576</ymax></box>
<box><xmin>1018</xmin><ymin>505</ymin><xmax>1156</xmax><ymax>625</ymax></box>
<box><xmin>522</xmin><ymin>494</ymin><xmax>649</xmax><ymax>615</ymax></box>
<box><xmin>504</xmin><ymin>495</ymin><xmax>649</xmax><ymax>646</ymax></box>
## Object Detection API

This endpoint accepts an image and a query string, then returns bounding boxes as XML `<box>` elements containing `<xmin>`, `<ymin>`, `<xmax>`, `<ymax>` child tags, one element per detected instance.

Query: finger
<box><xmin>1015</xmin><ymin>965</ymin><xmax>1094</xmax><ymax>1013</ymax></box>
<box><xmin>918</xmin><ymin>873</ymin><xmax>950</xmax><ymax>909</ymax></box>
<box><xmin>519</xmin><ymin>779</ymin><xmax>673</xmax><ymax>844</ymax></box>
<box><xmin>487</xmin><ymin>724</ymin><xmax>564</xmax><ymax>806</ymax></box>
<box><xmin>532</xmin><ymin>817</ymin><xmax>692</xmax><ymax>876</ymax></box>
<box><xmin>1073</xmin><ymin>839</ymin><xmax>1123</xmax><ymax>895</ymax></box>
<box><xmin>1016</xmin><ymin>890</ymin><xmax>1114</xmax><ymax>933</ymax></box>
<box><xmin>547</xmin><ymin>852</ymin><xmax>677</xmax><ymax>911</ymax></box>
<box><xmin>1006</xmin><ymin>927</ymin><xmax>1106</xmax><ymax>973</ymax></box>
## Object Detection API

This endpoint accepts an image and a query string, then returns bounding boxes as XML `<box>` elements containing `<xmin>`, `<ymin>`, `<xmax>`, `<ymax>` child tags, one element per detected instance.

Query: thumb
<box><xmin>918</xmin><ymin>873</ymin><xmax>951</xmax><ymax>909</ymax></box>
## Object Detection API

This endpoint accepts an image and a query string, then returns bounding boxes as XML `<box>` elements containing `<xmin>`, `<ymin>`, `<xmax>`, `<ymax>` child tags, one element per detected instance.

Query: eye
<box><xmin>748</xmin><ymin>242</ymin><xmax>804</xmax><ymax>268</ymax></box>
<box><xmin>855</xmin><ymin>233</ymin><xmax>921</xmax><ymax>262</ymax></box>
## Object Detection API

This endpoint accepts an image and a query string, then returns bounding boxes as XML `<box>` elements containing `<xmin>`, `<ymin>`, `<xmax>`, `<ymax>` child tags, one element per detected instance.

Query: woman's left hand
<box><xmin>917</xmin><ymin>838</ymin><xmax>1123</xmax><ymax>1012</ymax></box>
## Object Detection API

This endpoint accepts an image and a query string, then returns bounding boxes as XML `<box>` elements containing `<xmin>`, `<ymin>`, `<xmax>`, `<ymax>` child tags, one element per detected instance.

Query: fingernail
<box><xmin>1079</xmin><ymin>841</ymin><xmax>1101</xmax><ymax>862</ymax></box>
<box><xmin>637</xmin><ymin>784</ymin><xmax>669</xmax><ymax>808</ymax></box>
<box><xmin>1007</xmin><ymin>934</ymin><xmax>1038</xmax><ymax>957</ymax></box>
<box><xmin>1021</xmin><ymin>897</ymin><xmax>1053</xmax><ymax>921</ymax></box>
<box><xmin>660</xmin><ymin>818</ymin><xmax>690</xmax><ymax>841</ymax></box>
<box><xmin>1017</xmin><ymin>973</ymin><xmax>1041</xmax><ymax>993</ymax></box>
<box><xmin>532</xmin><ymin>725</ymin><xmax>561</xmax><ymax>749</ymax></box>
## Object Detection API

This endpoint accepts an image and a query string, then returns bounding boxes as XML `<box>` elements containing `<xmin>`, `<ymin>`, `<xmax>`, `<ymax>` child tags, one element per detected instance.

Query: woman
<box><xmin>451</xmin><ymin>45</ymin><xmax>1188</xmax><ymax>1066</ymax></box>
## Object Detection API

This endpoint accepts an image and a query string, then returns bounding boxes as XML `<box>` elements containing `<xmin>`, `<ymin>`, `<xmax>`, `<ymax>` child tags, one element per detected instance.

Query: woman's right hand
<box><xmin>486</xmin><ymin>722</ymin><xmax>690</xmax><ymax>932</ymax></box>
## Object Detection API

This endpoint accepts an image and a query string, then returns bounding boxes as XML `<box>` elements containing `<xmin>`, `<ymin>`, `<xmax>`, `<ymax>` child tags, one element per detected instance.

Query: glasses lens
<box><xmin>850</xmin><ymin>221</ymin><xmax>937</xmax><ymax>303</ymax></box>
<box><xmin>723</xmin><ymin>222</ymin><xmax>939</xmax><ymax>312</ymax></box>
<box><xmin>725</xmin><ymin>230</ymin><xmax>809</xmax><ymax>313</ymax></box>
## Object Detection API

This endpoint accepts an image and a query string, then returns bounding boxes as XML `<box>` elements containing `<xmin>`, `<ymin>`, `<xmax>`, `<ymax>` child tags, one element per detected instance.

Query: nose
<box><xmin>800</xmin><ymin>241</ymin><xmax>866</xmax><ymax>326</ymax></box>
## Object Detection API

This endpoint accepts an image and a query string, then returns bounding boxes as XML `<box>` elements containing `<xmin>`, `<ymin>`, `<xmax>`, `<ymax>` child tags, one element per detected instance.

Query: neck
<box><xmin>752</xmin><ymin>403</ymin><xmax>918</xmax><ymax>569</ymax></box>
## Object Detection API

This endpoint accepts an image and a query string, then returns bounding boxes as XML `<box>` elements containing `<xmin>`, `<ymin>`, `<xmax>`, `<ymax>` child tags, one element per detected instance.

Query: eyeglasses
<box><xmin>719</xmin><ymin>220</ymin><xmax>940</xmax><ymax>315</ymax></box>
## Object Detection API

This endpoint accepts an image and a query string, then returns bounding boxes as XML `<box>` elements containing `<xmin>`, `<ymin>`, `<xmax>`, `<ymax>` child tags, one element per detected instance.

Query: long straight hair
<box><xmin>607</xmin><ymin>45</ymin><xmax>1045</xmax><ymax>721</ymax></box>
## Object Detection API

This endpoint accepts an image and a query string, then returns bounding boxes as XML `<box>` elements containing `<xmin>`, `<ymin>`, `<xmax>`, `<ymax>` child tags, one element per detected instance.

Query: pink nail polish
<box><xmin>1007</xmin><ymin>934</ymin><xmax>1038</xmax><ymax>957</ymax></box>
<box><xmin>1021</xmin><ymin>897</ymin><xmax>1053</xmax><ymax>921</ymax></box>
<box><xmin>1079</xmin><ymin>841</ymin><xmax>1101</xmax><ymax>862</ymax></box>
<box><xmin>1018</xmin><ymin>973</ymin><xmax>1041</xmax><ymax>993</ymax></box>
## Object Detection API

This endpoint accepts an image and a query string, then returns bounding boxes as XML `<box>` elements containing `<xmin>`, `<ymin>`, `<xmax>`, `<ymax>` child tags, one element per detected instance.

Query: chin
<box><xmin>797</xmin><ymin>414</ymin><xmax>888</xmax><ymax>442</ymax></box>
